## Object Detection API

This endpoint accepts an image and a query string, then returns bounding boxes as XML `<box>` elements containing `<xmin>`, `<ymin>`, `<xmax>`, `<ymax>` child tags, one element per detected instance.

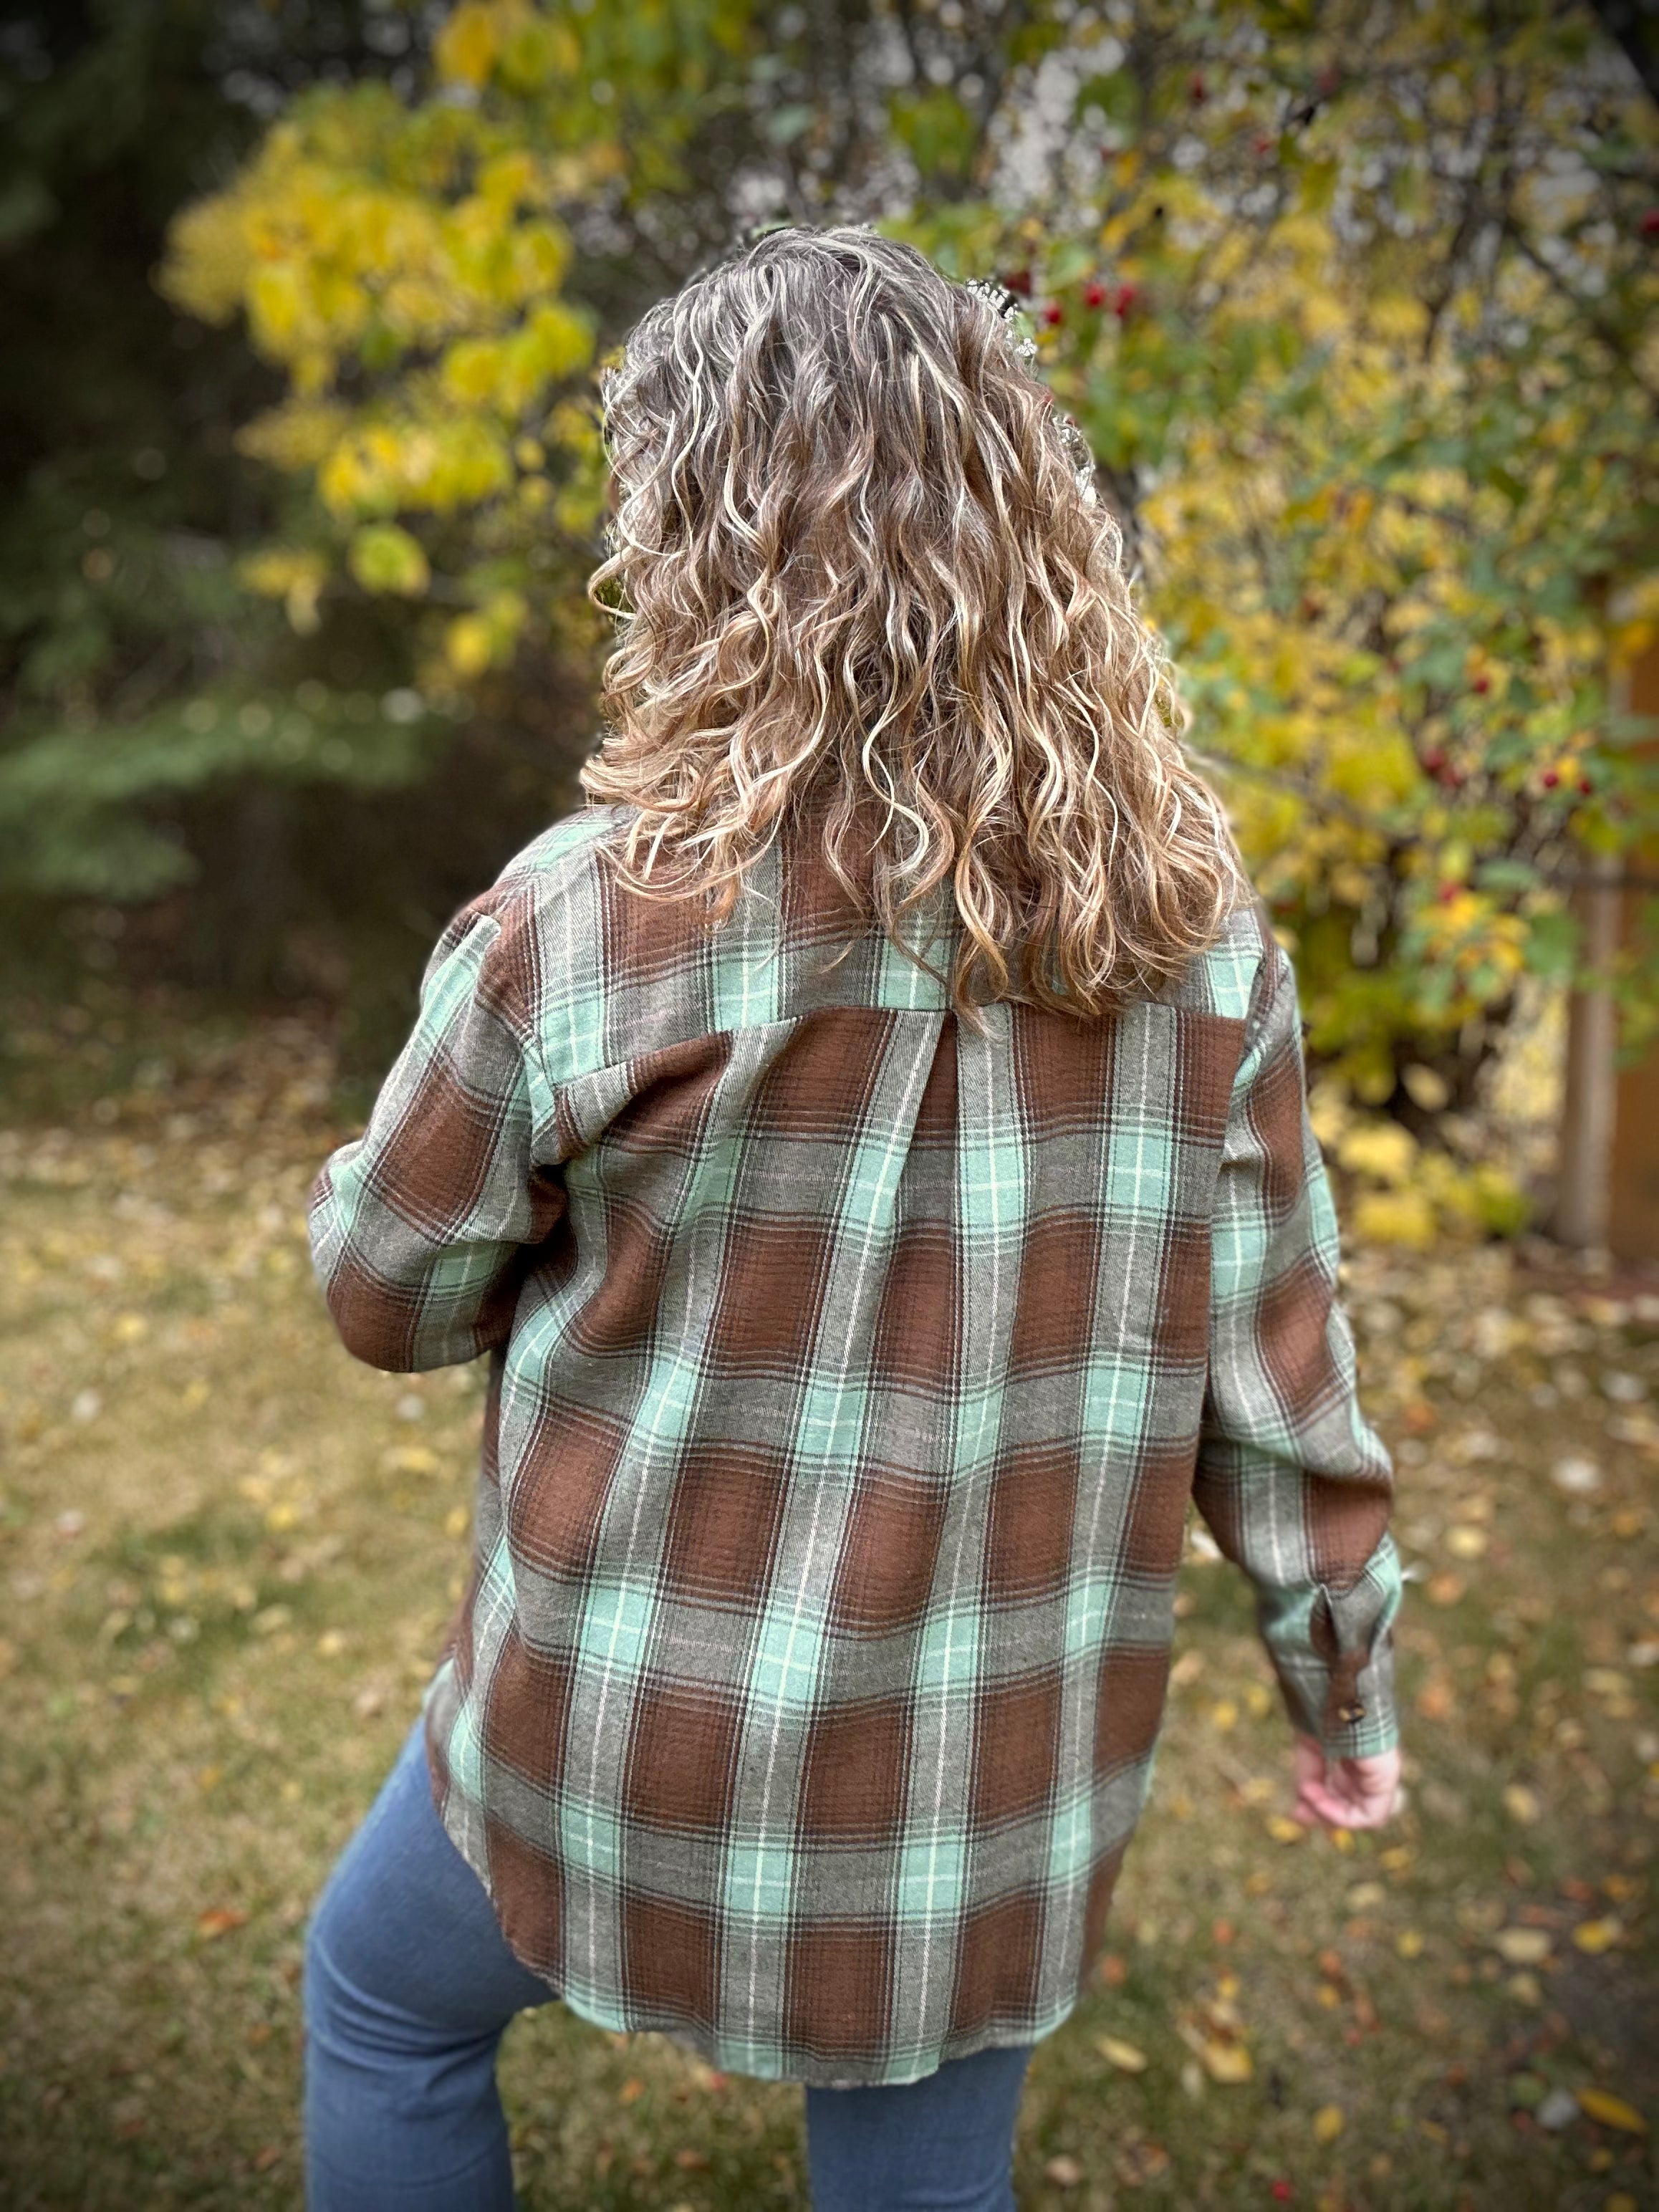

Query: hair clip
<box><xmin>964</xmin><ymin>276</ymin><xmax>1039</xmax><ymax>365</ymax></box>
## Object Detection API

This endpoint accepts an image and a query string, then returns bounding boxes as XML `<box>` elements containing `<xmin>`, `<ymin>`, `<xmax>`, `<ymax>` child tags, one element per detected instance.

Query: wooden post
<box><xmin>1604</xmin><ymin>640</ymin><xmax>1659</xmax><ymax>1261</ymax></box>
<box><xmin>1555</xmin><ymin>639</ymin><xmax>1659</xmax><ymax>1259</ymax></box>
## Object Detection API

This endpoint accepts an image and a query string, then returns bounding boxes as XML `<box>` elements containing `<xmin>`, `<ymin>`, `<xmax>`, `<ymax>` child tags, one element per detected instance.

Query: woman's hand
<box><xmin>1290</xmin><ymin>1733</ymin><xmax>1405</xmax><ymax>1831</ymax></box>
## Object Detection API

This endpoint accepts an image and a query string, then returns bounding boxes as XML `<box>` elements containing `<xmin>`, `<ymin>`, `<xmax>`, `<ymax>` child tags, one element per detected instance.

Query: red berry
<box><xmin>1421</xmin><ymin>746</ymin><xmax>1446</xmax><ymax>775</ymax></box>
<box><xmin>1188</xmin><ymin>72</ymin><xmax>1207</xmax><ymax>104</ymax></box>
<box><xmin>1271</xmin><ymin>2185</ymin><xmax>1294</xmax><ymax>2205</ymax></box>
<box><xmin>1042</xmin><ymin>301</ymin><xmax>1063</xmax><ymax>326</ymax></box>
<box><xmin>1579</xmin><ymin>775</ymin><xmax>1593</xmax><ymax>795</ymax></box>
<box><xmin>1541</xmin><ymin>768</ymin><xmax>1559</xmax><ymax>789</ymax></box>
<box><xmin>1113</xmin><ymin>283</ymin><xmax>1140</xmax><ymax>317</ymax></box>
<box><xmin>1253</xmin><ymin>132</ymin><xmax>1274</xmax><ymax>156</ymax></box>
<box><xmin>1471</xmin><ymin>673</ymin><xmax>1490</xmax><ymax>693</ymax></box>
<box><xmin>1316</xmin><ymin>64</ymin><xmax>1340</xmax><ymax>95</ymax></box>
<box><xmin>1438</xmin><ymin>881</ymin><xmax>1459</xmax><ymax>904</ymax></box>
<box><xmin>1003</xmin><ymin>267</ymin><xmax>1032</xmax><ymax>297</ymax></box>
<box><xmin>1083</xmin><ymin>281</ymin><xmax>1108</xmax><ymax>309</ymax></box>
<box><xmin>1643</xmin><ymin>209</ymin><xmax>1659</xmax><ymax>239</ymax></box>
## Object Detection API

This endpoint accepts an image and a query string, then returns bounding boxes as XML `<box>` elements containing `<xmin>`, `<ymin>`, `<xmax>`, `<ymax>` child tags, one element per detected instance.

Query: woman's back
<box><xmin>309</xmin><ymin>794</ymin><xmax>1400</xmax><ymax>2086</ymax></box>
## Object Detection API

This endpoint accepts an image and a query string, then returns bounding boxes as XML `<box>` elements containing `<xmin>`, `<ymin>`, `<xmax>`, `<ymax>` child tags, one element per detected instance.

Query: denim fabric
<box><xmin>302</xmin><ymin>1713</ymin><xmax>1032</xmax><ymax>2211</ymax></box>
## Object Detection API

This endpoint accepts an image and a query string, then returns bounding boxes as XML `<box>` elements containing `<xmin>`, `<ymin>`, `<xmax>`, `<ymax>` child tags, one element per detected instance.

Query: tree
<box><xmin>905</xmin><ymin>1</ymin><xmax>1659</xmax><ymax>1240</ymax></box>
<box><xmin>8</xmin><ymin>1</ymin><xmax>1658</xmax><ymax>1223</ymax></box>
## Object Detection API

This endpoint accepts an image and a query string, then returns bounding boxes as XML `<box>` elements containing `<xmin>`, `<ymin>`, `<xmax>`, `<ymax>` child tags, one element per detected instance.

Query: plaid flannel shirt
<box><xmin>308</xmin><ymin>800</ymin><xmax>1402</xmax><ymax>2087</ymax></box>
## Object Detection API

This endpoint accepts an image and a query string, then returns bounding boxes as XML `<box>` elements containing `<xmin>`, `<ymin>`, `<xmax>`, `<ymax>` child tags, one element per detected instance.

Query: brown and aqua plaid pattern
<box><xmin>308</xmin><ymin>801</ymin><xmax>1402</xmax><ymax>2086</ymax></box>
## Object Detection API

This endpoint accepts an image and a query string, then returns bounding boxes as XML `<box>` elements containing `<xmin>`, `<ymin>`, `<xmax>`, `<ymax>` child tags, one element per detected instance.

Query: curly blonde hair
<box><xmin>578</xmin><ymin>224</ymin><xmax>1244</xmax><ymax>1021</ymax></box>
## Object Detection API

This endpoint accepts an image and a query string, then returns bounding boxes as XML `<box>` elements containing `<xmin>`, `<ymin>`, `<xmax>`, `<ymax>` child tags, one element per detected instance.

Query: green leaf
<box><xmin>347</xmin><ymin>524</ymin><xmax>431</xmax><ymax>598</ymax></box>
<box><xmin>1524</xmin><ymin>910</ymin><xmax>1581</xmax><ymax>981</ymax></box>
<box><xmin>888</xmin><ymin>88</ymin><xmax>976</xmax><ymax>183</ymax></box>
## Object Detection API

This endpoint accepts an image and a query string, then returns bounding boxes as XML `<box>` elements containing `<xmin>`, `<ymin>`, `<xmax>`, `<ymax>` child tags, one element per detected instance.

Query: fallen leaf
<box><xmin>1426</xmin><ymin>1573</ymin><xmax>1466</xmax><ymax>1607</ymax></box>
<box><xmin>1494</xmin><ymin>1928</ymin><xmax>1551</xmax><ymax>1966</ymax></box>
<box><xmin>1446</xmin><ymin>1525</ymin><xmax>1488</xmax><ymax>1559</ymax></box>
<box><xmin>618</xmin><ymin>2079</ymin><xmax>645</xmax><ymax>2105</ymax></box>
<box><xmin>672</xmin><ymin>2148</ymin><xmax>710</xmax><ymax>2171</ymax></box>
<box><xmin>196</xmin><ymin>1908</ymin><xmax>249</xmax><ymax>1941</ymax></box>
<box><xmin>1395</xmin><ymin>1930</ymin><xmax>1425</xmax><ymax>1958</ymax></box>
<box><xmin>1501</xmin><ymin>1784</ymin><xmax>1542</xmax><ymax>1825</ymax></box>
<box><xmin>1097</xmin><ymin>2035</ymin><xmax>1148</xmax><ymax>2073</ymax></box>
<box><xmin>1551</xmin><ymin>1454</ymin><xmax>1602</xmax><ymax>1496</ymax></box>
<box><xmin>1574</xmin><ymin>2088</ymin><xmax>1647</xmax><ymax>2135</ymax></box>
<box><xmin>1199</xmin><ymin>2039</ymin><xmax>1253</xmax><ymax>2084</ymax></box>
<box><xmin>385</xmin><ymin>1445</ymin><xmax>439</xmax><ymax>1476</ymax></box>
<box><xmin>1266</xmin><ymin>1815</ymin><xmax>1307</xmax><ymax>1845</ymax></box>
<box><xmin>1415</xmin><ymin>1677</ymin><xmax>1456</xmax><ymax>1721</ymax></box>
<box><xmin>1313</xmin><ymin>2104</ymin><xmax>1345</xmax><ymax>2142</ymax></box>
<box><xmin>253</xmin><ymin>2146</ymin><xmax>282</xmax><ymax>2172</ymax></box>
<box><xmin>1571</xmin><ymin>1918</ymin><xmax>1622</xmax><ymax>1954</ymax></box>
<box><xmin>1115</xmin><ymin>2140</ymin><xmax>1170</xmax><ymax>2183</ymax></box>
<box><xmin>444</xmin><ymin>1506</ymin><xmax>469</xmax><ymax>1539</ymax></box>
<box><xmin>1210</xmin><ymin>1698</ymin><xmax>1239</xmax><ymax>1731</ymax></box>
<box><xmin>1584</xmin><ymin>1668</ymin><xmax>1631</xmax><ymax>1698</ymax></box>
<box><xmin>1044</xmin><ymin>2154</ymin><xmax>1085</xmax><ymax>2187</ymax></box>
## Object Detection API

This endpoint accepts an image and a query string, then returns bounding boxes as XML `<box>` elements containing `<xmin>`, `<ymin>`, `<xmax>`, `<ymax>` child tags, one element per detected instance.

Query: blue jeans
<box><xmin>302</xmin><ymin>1713</ymin><xmax>1034</xmax><ymax>2211</ymax></box>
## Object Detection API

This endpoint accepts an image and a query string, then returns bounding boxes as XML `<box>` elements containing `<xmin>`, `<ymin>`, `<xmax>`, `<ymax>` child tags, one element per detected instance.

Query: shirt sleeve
<box><xmin>1193</xmin><ymin>917</ymin><xmax>1403</xmax><ymax>1761</ymax></box>
<box><xmin>307</xmin><ymin>884</ymin><xmax>567</xmax><ymax>1373</ymax></box>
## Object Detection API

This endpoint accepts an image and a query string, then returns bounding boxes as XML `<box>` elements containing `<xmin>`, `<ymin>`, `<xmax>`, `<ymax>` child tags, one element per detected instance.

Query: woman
<box><xmin>302</xmin><ymin>226</ymin><xmax>1403</xmax><ymax>2211</ymax></box>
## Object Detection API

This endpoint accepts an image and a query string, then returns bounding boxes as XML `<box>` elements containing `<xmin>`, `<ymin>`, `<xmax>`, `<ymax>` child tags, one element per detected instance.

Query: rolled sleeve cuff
<box><xmin>1261</xmin><ymin>1531</ymin><xmax>1405</xmax><ymax>1761</ymax></box>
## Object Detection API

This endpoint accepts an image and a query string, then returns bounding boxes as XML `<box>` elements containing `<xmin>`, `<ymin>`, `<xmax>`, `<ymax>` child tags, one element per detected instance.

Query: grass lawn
<box><xmin>1</xmin><ymin>989</ymin><xmax>1655</xmax><ymax>2210</ymax></box>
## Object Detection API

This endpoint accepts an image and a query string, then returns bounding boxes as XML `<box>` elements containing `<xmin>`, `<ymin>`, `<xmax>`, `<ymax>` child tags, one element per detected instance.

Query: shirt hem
<box><xmin>421</xmin><ymin>1727</ymin><xmax>1085</xmax><ymax>2089</ymax></box>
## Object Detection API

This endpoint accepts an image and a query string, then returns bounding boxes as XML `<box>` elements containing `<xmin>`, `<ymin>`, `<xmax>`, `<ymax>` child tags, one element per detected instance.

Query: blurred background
<box><xmin>2</xmin><ymin>3</ymin><xmax>1658</xmax><ymax>2207</ymax></box>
